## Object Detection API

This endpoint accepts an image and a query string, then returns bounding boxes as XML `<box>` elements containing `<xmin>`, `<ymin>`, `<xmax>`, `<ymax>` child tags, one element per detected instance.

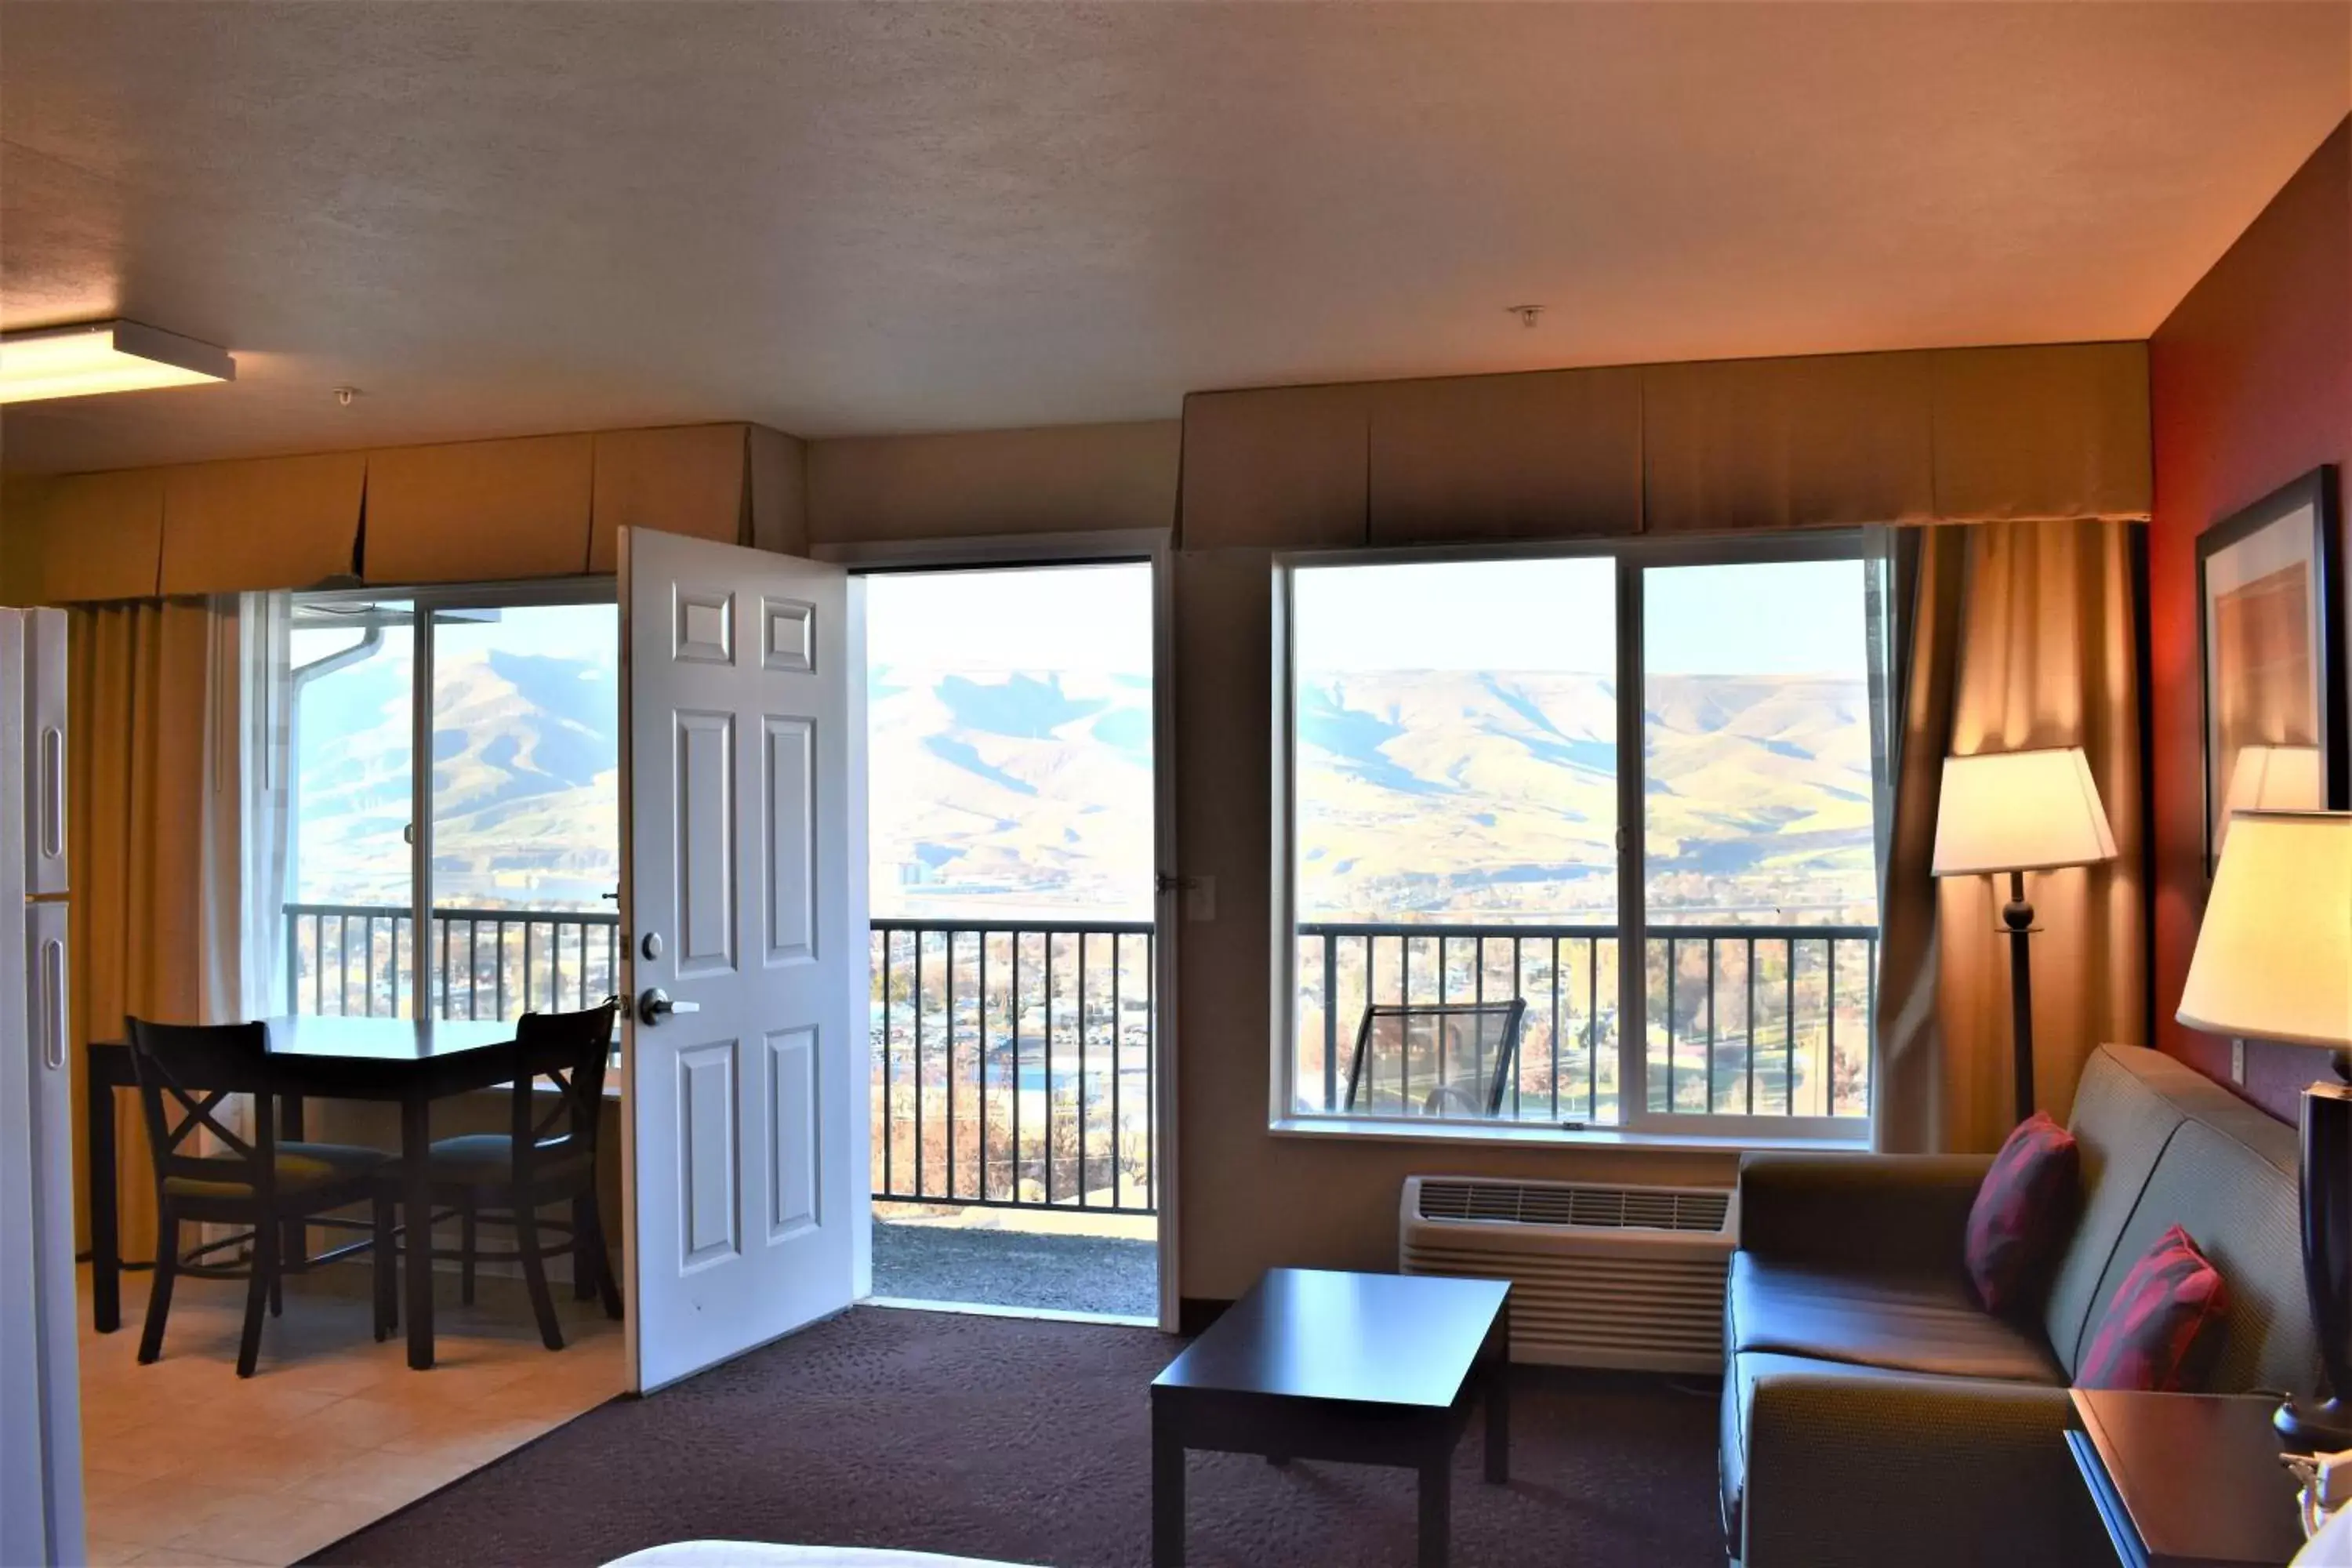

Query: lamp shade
<box><xmin>2177</xmin><ymin>810</ymin><xmax>2352</xmax><ymax>1050</ymax></box>
<box><xmin>1931</xmin><ymin>746</ymin><xmax>2118</xmax><ymax>877</ymax></box>
<box><xmin>2220</xmin><ymin>746</ymin><xmax>2325</xmax><ymax>862</ymax></box>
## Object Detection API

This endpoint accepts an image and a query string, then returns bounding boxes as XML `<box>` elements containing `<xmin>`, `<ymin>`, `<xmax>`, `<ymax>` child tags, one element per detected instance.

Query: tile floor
<box><xmin>76</xmin><ymin>1264</ymin><xmax>625</xmax><ymax>1566</ymax></box>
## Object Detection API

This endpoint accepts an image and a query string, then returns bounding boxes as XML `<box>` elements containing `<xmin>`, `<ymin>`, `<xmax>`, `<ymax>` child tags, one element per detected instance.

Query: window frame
<box><xmin>288</xmin><ymin>575</ymin><xmax>616</xmax><ymax>1018</ymax></box>
<box><xmin>1271</xmin><ymin>531</ymin><xmax>1887</xmax><ymax>1148</ymax></box>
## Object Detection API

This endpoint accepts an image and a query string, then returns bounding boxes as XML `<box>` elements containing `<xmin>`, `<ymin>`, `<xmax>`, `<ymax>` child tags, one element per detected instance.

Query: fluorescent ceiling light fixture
<box><xmin>0</xmin><ymin>319</ymin><xmax>235</xmax><ymax>404</ymax></box>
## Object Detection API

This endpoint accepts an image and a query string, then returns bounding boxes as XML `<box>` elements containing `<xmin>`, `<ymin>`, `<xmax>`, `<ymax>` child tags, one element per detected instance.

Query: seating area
<box><xmin>1722</xmin><ymin>1046</ymin><xmax>2314</xmax><ymax>1568</ymax></box>
<box><xmin>118</xmin><ymin>1006</ymin><xmax>626</xmax><ymax>1381</ymax></box>
<box><xmin>3</xmin><ymin>7</ymin><xmax>2350</xmax><ymax>1568</ymax></box>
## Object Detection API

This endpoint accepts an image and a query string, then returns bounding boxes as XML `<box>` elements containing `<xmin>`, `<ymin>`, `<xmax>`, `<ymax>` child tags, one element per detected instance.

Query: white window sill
<box><xmin>1267</xmin><ymin>1115</ymin><xmax>1871</xmax><ymax>1156</ymax></box>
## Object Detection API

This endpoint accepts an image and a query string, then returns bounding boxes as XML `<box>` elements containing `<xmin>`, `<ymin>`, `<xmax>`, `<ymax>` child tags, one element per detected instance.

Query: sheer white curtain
<box><xmin>185</xmin><ymin>593</ymin><xmax>292</xmax><ymax>1196</ymax></box>
<box><xmin>194</xmin><ymin>591</ymin><xmax>293</xmax><ymax>1025</ymax></box>
<box><xmin>220</xmin><ymin>591</ymin><xmax>294</xmax><ymax>1021</ymax></box>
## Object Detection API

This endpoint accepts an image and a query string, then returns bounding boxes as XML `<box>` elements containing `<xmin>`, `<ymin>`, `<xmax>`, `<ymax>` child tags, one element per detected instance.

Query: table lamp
<box><xmin>2177</xmin><ymin>809</ymin><xmax>2352</xmax><ymax>1450</ymax></box>
<box><xmin>2224</xmin><ymin>745</ymin><xmax>2325</xmax><ymax>818</ymax></box>
<box><xmin>1932</xmin><ymin>747</ymin><xmax>2118</xmax><ymax>1120</ymax></box>
<box><xmin>2218</xmin><ymin>744</ymin><xmax>2325</xmax><ymax>869</ymax></box>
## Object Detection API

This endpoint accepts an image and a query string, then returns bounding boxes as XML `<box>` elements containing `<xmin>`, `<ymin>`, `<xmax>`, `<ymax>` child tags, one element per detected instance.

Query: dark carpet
<box><xmin>307</xmin><ymin>1306</ymin><xmax>1722</xmax><ymax>1568</ymax></box>
<box><xmin>870</xmin><ymin>1218</ymin><xmax>1157</xmax><ymax>1319</ymax></box>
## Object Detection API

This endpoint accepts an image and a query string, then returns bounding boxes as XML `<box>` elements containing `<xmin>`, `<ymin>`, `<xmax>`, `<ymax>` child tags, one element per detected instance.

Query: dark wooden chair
<box><xmin>388</xmin><ymin>1000</ymin><xmax>622</xmax><ymax>1351</ymax></box>
<box><xmin>1343</xmin><ymin>999</ymin><xmax>1528</xmax><ymax>1120</ymax></box>
<box><xmin>125</xmin><ymin>1017</ymin><xmax>399</xmax><ymax>1378</ymax></box>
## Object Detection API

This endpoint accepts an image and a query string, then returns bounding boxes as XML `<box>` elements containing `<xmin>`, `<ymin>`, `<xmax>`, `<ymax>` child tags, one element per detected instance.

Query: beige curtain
<box><xmin>68</xmin><ymin>600</ymin><xmax>243</xmax><ymax>1260</ymax></box>
<box><xmin>1875</xmin><ymin>518</ymin><xmax>2147</xmax><ymax>1152</ymax></box>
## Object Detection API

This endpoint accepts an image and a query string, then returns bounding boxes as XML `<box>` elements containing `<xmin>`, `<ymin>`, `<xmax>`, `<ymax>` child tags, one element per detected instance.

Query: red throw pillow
<box><xmin>2076</xmin><ymin>1225</ymin><xmax>2230</xmax><ymax>1392</ymax></box>
<box><xmin>1964</xmin><ymin>1110</ymin><xmax>2080</xmax><ymax>1315</ymax></box>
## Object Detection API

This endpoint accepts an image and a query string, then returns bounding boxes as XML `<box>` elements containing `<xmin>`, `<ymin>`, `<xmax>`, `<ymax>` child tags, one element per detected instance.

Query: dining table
<box><xmin>85</xmin><ymin>1014</ymin><xmax>544</xmax><ymax>1370</ymax></box>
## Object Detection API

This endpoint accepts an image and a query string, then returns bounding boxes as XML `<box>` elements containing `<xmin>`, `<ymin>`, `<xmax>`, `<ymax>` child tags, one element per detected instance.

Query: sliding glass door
<box><xmin>285</xmin><ymin>597</ymin><xmax>418</xmax><ymax>1016</ymax></box>
<box><xmin>281</xmin><ymin>582</ymin><xmax>619</xmax><ymax>1022</ymax></box>
<box><xmin>421</xmin><ymin>599</ymin><xmax>620</xmax><ymax>1020</ymax></box>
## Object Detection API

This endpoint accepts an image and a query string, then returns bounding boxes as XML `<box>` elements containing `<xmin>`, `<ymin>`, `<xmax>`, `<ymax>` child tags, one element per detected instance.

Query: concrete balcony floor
<box><xmin>869</xmin><ymin>1203</ymin><xmax>1157</xmax><ymax>1320</ymax></box>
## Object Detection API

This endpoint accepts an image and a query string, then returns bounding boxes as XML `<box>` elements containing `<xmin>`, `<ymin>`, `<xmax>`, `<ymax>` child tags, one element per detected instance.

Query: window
<box><xmin>1283</xmin><ymin>539</ymin><xmax>1890</xmax><ymax>1139</ymax></box>
<box><xmin>280</xmin><ymin>583</ymin><xmax>620</xmax><ymax>1020</ymax></box>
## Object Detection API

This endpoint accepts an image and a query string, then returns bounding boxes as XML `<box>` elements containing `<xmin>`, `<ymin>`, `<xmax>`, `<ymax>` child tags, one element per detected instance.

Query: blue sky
<box><xmin>1294</xmin><ymin>557</ymin><xmax>1870</xmax><ymax>677</ymax></box>
<box><xmin>430</xmin><ymin>601</ymin><xmax>617</xmax><ymax>671</ymax></box>
<box><xmin>866</xmin><ymin>564</ymin><xmax>1152</xmax><ymax>675</ymax></box>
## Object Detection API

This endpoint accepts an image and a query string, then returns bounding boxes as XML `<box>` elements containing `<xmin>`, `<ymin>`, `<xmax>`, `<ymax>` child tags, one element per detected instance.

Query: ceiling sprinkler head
<box><xmin>1507</xmin><ymin>305</ymin><xmax>1544</xmax><ymax>328</ymax></box>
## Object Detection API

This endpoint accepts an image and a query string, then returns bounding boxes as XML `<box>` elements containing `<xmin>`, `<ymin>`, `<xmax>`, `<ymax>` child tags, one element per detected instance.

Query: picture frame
<box><xmin>2196</xmin><ymin>465</ymin><xmax>2346</xmax><ymax>877</ymax></box>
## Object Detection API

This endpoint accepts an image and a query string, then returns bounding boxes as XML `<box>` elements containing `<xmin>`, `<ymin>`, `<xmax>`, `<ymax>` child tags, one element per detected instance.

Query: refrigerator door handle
<box><xmin>38</xmin><ymin>930</ymin><xmax>66</xmax><ymax>1070</ymax></box>
<box><xmin>38</xmin><ymin>724</ymin><xmax>64</xmax><ymax>862</ymax></box>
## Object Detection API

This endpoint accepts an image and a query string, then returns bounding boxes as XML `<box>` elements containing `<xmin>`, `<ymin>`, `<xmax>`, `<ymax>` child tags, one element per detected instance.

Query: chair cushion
<box><xmin>162</xmin><ymin>1141</ymin><xmax>392</xmax><ymax>1203</ymax></box>
<box><xmin>1729</xmin><ymin>1253</ymin><xmax>2065</xmax><ymax>1384</ymax></box>
<box><xmin>1965</xmin><ymin>1111</ymin><xmax>2080</xmax><ymax>1316</ymax></box>
<box><xmin>424</xmin><ymin>1132</ymin><xmax>591</xmax><ymax>1188</ymax></box>
<box><xmin>2076</xmin><ymin>1225</ymin><xmax>2230</xmax><ymax>1392</ymax></box>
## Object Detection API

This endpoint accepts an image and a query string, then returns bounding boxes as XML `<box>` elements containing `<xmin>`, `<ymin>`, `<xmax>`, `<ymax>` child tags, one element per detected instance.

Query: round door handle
<box><xmin>637</xmin><ymin>988</ymin><xmax>702</xmax><ymax>1026</ymax></box>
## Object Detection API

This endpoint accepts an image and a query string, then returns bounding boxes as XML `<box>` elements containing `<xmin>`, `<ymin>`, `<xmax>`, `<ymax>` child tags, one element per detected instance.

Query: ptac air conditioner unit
<box><xmin>1399</xmin><ymin>1175</ymin><xmax>1737</xmax><ymax>1373</ymax></box>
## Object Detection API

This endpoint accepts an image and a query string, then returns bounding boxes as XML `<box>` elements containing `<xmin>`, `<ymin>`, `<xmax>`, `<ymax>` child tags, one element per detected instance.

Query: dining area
<box><xmin>73</xmin><ymin>1002</ymin><xmax>633</xmax><ymax>1568</ymax></box>
<box><xmin>85</xmin><ymin>1000</ymin><xmax>625</xmax><ymax>1374</ymax></box>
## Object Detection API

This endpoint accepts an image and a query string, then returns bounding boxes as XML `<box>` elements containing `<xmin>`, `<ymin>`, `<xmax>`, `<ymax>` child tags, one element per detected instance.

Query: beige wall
<box><xmin>805</xmin><ymin>420</ymin><xmax>1179</xmax><ymax>543</ymax></box>
<box><xmin>1167</xmin><ymin>547</ymin><xmax>1739</xmax><ymax>1299</ymax></box>
<box><xmin>0</xmin><ymin>476</ymin><xmax>55</xmax><ymax>605</ymax></box>
<box><xmin>796</xmin><ymin>347</ymin><xmax>2155</xmax><ymax>1298</ymax></box>
<box><xmin>5</xmin><ymin>421</ymin><xmax>800</xmax><ymax>603</ymax></box>
<box><xmin>798</xmin><ymin>417</ymin><xmax>1750</xmax><ymax>1302</ymax></box>
<box><xmin>1159</xmin><ymin>344</ymin><xmax>2151</xmax><ymax>1294</ymax></box>
<box><xmin>34</xmin><ymin>339</ymin><xmax>2151</xmax><ymax>1304</ymax></box>
<box><xmin>1180</xmin><ymin>343</ymin><xmax>2151</xmax><ymax>550</ymax></box>
<box><xmin>287</xmin><ymin>421</ymin><xmax>1181</xmax><ymax>1285</ymax></box>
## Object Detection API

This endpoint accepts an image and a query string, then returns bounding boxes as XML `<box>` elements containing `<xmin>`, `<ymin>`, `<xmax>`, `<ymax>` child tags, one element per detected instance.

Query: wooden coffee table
<box><xmin>1149</xmin><ymin>1268</ymin><xmax>1512</xmax><ymax>1568</ymax></box>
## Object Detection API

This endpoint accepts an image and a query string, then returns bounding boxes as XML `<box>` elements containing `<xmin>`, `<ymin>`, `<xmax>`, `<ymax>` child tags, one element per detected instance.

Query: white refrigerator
<box><xmin>1</xmin><ymin>606</ymin><xmax>83</xmax><ymax>1567</ymax></box>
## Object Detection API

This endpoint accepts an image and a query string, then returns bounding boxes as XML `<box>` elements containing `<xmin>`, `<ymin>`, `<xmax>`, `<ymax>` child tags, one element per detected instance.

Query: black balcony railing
<box><xmin>1295</xmin><ymin>921</ymin><xmax>1878</xmax><ymax>1125</ymax></box>
<box><xmin>871</xmin><ymin>918</ymin><xmax>1156</xmax><ymax>1215</ymax></box>
<box><xmin>283</xmin><ymin>902</ymin><xmax>622</xmax><ymax>1020</ymax></box>
<box><xmin>286</xmin><ymin>906</ymin><xmax>1854</xmax><ymax>1197</ymax></box>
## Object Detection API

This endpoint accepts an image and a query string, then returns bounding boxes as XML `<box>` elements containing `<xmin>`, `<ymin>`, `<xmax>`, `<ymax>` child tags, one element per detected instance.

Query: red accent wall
<box><xmin>2147</xmin><ymin>118</ymin><xmax>2352</xmax><ymax>1122</ymax></box>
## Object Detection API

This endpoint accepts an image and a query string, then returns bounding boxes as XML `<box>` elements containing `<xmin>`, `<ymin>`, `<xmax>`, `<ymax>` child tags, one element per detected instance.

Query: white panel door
<box><xmin>620</xmin><ymin>529</ymin><xmax>868</xmax><ymax>1393</ymax></box>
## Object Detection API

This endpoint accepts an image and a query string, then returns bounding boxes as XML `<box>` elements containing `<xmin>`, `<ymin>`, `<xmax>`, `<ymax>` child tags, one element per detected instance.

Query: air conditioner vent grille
<box><xmin>1401</xmin><ymin>1175</ymin><xmax>1737</xmax><ymax>1374</ymax></box>
<box><xmin>1417</xmin><ymin>1179</ymin><xmax>1730</xmax><ymax>1234</ymax></box>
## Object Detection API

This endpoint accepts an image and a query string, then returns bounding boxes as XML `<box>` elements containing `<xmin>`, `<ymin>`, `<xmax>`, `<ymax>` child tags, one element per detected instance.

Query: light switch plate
<box><xmin>1185</xmin><ymin>875</ymin><xmax>1217</xmax><ymax>924</ymax></box>
<box><xmin>2231</xmin><ymin>1038</ymin><xmax>2245</xmax><ymax>1083</ymax></box>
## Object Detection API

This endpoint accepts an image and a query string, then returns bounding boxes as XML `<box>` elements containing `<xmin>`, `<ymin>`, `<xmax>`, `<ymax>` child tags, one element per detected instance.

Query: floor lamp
<box><xmin>1930</xmin><ymin>747</ymin><xmax>2118</xmax><ymax>1121</ymax></box>
<box><xmin>2177</xmin><ymin>808</ymin><xmax>2352</xmax><ymax>1450</ymax></box>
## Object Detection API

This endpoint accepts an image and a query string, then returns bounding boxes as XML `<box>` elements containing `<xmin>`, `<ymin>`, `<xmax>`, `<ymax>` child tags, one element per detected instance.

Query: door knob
<box><xmin>637</xmin><ymin>988</ymin><xmax>702</xmax><ymax>1026</ymax></box>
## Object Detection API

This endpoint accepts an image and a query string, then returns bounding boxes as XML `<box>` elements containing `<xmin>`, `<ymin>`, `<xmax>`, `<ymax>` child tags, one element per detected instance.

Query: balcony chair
<box><xmin>124</xmin><ymin>1017</ymin><xmax>399</xmax><ymax>1378</ymax></box>
<box><xmin>1342</xmin><ymin>999</ymin><xmax>1527</xmax><ymax>1119</ymax></box>
<box><xmin>383</xmin><ymin>1000</ymin><xmax>622</xmax><ymax>1351</ymax></box>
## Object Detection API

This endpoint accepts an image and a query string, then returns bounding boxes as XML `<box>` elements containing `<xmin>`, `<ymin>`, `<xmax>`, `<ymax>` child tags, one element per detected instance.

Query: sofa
<box><xmin>1721</xmin><ymin>1044</ymin><xmax>2320</xmax><ymax>1568</ymax></box>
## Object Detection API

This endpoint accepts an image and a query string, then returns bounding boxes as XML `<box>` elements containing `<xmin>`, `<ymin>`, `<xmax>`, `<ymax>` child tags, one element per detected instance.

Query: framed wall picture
<box><xmin>2196</xmin><ymin>464</ymin><xmax>2345</xmax><ymax>876</ymax></box>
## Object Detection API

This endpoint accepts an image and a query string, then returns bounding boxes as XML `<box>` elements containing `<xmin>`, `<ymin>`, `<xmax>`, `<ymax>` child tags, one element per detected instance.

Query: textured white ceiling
<box><xmin>2</xmin><ymin>2</ymin><xmax>2346</xmax><ymax>474</ymax></box>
